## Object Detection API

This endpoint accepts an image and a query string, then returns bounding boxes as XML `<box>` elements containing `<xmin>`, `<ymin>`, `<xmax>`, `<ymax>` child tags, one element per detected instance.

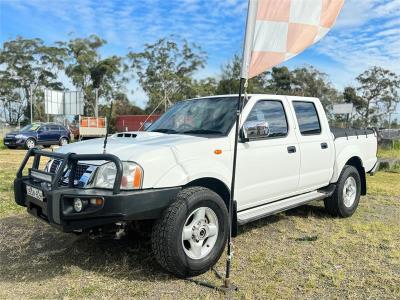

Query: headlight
<box><xmin>15</xmin><ymin>134</ymin><xmax>24</xmax><ymax>139</ymax></box>
<box><xmin>92</xmin><ymin>161</ymin><xmax>143</xmax><ymax>190</ymax></box>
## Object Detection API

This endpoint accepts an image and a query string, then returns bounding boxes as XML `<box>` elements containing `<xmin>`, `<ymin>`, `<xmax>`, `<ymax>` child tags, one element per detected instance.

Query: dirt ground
<box><xmin>0</xmin><ymin>149</ymin><xmax>399</xmax><ymax>299</ymax></box>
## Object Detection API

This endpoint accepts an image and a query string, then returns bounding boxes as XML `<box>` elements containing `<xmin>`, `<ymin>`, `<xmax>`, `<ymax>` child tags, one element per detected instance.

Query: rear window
<box><xmin>293</xmin><ymin>101</ymin><xmax>321</xmax><ymax>135</ymax></box>
<box><xmin>49</xmin><ymin>125</ymin><xmax>59</xmax><ymax>131</ymax></box>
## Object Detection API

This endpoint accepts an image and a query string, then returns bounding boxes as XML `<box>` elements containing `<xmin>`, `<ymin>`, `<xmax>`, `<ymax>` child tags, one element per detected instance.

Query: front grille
<box><xmin>48</xmin><ymin>159</ymin><xmax>91</xmax><ymax>187</ymax></box>
<box><xmin>50</xmin><ymin>159</ymin><xmax>61</xmax><ymax>173</ymax></box>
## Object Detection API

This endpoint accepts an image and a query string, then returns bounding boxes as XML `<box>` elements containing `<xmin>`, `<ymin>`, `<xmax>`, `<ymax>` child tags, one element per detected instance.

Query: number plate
<box><xmin>26</xmin><ymin>185</ymin><xmax>44</xmax><ymax>201</ymax></box>
<box><xmin>4</xmin><ymin>142</ymin><xmax>9</xmax><ymax>145</ymax></box>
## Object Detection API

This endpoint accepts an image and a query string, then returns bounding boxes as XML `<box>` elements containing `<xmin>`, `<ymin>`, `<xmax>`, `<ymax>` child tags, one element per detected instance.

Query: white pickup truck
<box><xmin>14</xmin><ymin>94</ymin><xmax>378</xmax><ymax>278</ymax></box>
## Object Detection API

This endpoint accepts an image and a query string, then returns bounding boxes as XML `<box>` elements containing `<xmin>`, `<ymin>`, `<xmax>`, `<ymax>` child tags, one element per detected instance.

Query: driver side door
<box><xmin>235</xmin><ymin>99</ymin><xmax>301</xmax><ymax>211</ymax></box>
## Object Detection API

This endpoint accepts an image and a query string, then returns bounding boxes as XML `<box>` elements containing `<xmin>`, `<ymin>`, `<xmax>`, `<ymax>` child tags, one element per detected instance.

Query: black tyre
<box><xmin>151</xmin><ymin>186</ymin><xmax>229</xmax><ymax>278</ymax></box>
<box><xmin>25</xmin><ymin>138</ymin><xmax>36</xmax><ymax>149</ymax></box>
<box><xmin>59</xmin><ymin>137</ymin><xmax>68</xmax><ymax>146</ymax></box>
<box><xmin>324</xmin><ymin>165</ymin><xmax>361</xmax><ymax>217</ymax></box>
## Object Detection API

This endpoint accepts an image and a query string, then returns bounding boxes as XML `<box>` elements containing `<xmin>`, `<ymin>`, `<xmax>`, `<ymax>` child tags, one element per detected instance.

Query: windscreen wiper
<box><xmin>151</xmin><ymin>128</ymin><xmax>178</xmax><ymax>134</ymax></box>
<box><xmin>183</xmin><ymin>129</ymin><xmax>223</xmax><ymax>134</ymax></box>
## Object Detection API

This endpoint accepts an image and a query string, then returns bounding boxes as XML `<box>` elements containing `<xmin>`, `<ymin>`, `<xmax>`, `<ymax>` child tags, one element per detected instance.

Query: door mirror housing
<box><xmin>241</xmin><ymin>121</ymin><xmax>270</xmax><ymax>142</ymax></box>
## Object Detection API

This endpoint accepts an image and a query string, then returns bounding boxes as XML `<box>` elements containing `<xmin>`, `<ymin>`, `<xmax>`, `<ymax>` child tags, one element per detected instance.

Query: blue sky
<box><xmin>1</xmin><ymin>0</ymin><xmax>399</xmax><ymax>115</ymax></box>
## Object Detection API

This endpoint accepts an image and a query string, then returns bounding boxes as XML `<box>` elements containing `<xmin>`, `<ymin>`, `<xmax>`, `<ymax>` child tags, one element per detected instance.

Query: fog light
<box><xmin>73</xmin><ymin>198</ymin><xmax>87</xmax><ymax>212</ymax></box>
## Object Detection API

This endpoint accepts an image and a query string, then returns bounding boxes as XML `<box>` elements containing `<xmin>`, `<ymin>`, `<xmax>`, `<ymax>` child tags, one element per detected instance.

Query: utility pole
<box><xmin>30</xmin><ymin>86</ymin><xmax>33</xmax><ymax>124</ymax></box>
<box><xmin>95</xmin><ymin>88</ymin><xmax>99</xmax><ymax>117</ymax></box>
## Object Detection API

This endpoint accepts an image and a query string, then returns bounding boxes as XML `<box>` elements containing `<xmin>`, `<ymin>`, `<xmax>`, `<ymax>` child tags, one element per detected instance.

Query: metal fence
<box><xmin>0</xmin><ymin>125</ymin><xmax>19</xmax><ymax>138</ymax></box>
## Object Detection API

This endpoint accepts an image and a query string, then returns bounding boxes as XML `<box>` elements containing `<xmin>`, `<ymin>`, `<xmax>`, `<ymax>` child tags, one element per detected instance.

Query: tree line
<box><xmin>1</xmin><ymin>35</ymin><xmax>399</xmax><ymax>128</ymax></box>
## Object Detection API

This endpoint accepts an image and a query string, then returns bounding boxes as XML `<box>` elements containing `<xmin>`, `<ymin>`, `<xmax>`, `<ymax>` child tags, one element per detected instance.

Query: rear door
<box><xmin>289</xmin><ymin>99</ymin><xmax>334</xmax><ymax>191</ymax></box>
<box><xmin>236</xmin><ymin>98</ymin><xmax>301</xmax><ymax>210</ymax></box>
<box><xmin>49</xmin><ymin>125</ymin><xmax>62</xmax><ymax>142</ymax></box>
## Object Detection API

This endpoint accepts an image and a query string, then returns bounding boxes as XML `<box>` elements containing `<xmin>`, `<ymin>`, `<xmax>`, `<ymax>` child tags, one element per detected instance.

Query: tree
<box><xmin>264</xmin><ymin>66</ymin><xmax>292</xmax><ymax>94</ymax></box>
<box><xmin>290</xmin><ymin>66</ymin><xmax>340</xmax><ymax>109</ymax></box>
<box><xmin>190</xmin><ymin>78</ymin><xmax>218</xmax><ymax>98</ymax></box>
<box><xmin>216</xmin><ymin>54</ymin><xmax>264</xmax><ymax>95</ymax></box>
<box><xmin>355</xmin><ymin>66</ymin><xmax>400</xmax><ymax>126</ymax></box>
<box><xmin>0</xmin><ymin>37</ymin><xmax>66</xmax><ymax>124</ymax></box>
<box><xmin>0</xmin><ymin>74</ymin><xmax>24</xmax><ymax>124</ymax></box>
<box><xmin>64</xmin><ymin>35</ymin><xmax>126</xmax><ymax>116</ymax></box>
<box><xmin>98</xmin><ymin>93</ymin><xmax>145</xmax><ymax>132</ymax></box>
<box><xmin>128</xmin><ymin>37</ymin><xmax>207</xmax><ymax>113</ymax></box>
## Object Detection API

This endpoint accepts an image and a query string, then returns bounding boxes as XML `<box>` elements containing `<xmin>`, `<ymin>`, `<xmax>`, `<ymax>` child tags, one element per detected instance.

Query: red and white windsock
<box><xmin>241</xmin><ymin>0</ymin><xmax>344</xmax><ymax>79</ymax></box>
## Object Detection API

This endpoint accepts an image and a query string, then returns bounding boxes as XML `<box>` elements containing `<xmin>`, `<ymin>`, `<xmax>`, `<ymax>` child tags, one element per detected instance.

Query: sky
<box><xmin>0</xmin><ymin>0</ymin><xmax>399</xmax><ymax>115</ymax></box>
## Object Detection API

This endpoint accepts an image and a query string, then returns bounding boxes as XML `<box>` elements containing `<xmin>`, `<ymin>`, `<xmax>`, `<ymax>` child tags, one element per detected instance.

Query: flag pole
<box><xmin>223</xmin><ymin>76</ymin><xmax>244</xmax><ymax>290</ymax></box>
<box><xmin>223</xmin><ymin>0</ymin><xmax>257</xmax><ymax>290</ymax></box>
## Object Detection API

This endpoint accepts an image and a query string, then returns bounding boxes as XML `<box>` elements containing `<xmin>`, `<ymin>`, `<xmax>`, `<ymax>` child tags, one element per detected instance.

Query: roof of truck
<box><xmin>190</xmin><ymin>94</ymin><xmax>318</xmax><ymax>101</ymax></box>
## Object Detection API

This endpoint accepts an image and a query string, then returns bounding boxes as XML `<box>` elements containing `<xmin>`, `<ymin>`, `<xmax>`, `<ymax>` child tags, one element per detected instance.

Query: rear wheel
<box><xmin>59</xmin><ymin>137</ymin><xmax>68</xmax><ymax>146</ymax></box>
<box><xmin>151</xmin><ymin>186</ymin><xmax>228</xmax><ymax>277</ymax></box>
<box><xmin>324</xmin><ymin>165</ymin><xmax>361</xmax><ymax>217</ymax></box>
<box><xmin>25</xmin><ymin>138</ymin><xmax>36</xmax><ymax>150</ymax></box>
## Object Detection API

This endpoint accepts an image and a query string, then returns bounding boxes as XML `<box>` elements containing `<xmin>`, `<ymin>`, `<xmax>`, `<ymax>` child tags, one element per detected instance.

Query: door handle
<box><xmin>287</xmin><ymin>146</ymin><xmax>296</xmax><ymax>153</ymax></box>
<box><xmin>321</xmin><ymin>143</ymin><xmax>328</xmax><ymax>149</ymax></box>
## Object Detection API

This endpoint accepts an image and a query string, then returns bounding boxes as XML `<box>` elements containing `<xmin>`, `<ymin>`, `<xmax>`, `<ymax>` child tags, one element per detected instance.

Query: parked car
<box><xmin>3</xmin><ymin>123</ymin><xmax>70</xmax><ymax>149</ymax></box>
<box><xmin>14</xmin><ymin>95</ymin><xmax>378</xmax><ymax>277</ymax></box>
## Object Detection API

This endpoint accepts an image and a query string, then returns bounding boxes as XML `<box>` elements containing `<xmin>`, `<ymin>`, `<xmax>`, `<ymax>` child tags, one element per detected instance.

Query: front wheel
<box><xmin>151</xmin><ymin>186</ymin><xmax>229</xmax><ymax>277</ymax></box>
<box><xmin>25</xmin><ymin>138</ymin><xmax>36</xmax><ymax>149</ymax></box>
<box><xmin>324</xmin><ymin>165</ymin><xmax>361</xmax><ymax>217</ymax></box>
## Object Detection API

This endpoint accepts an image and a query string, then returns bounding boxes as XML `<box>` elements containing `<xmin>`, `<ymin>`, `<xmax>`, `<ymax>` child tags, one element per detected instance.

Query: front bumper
<box><xmin>14</xmin><ymin>177</ymin><xmax>181</xmax><ymax>232</ymax></box>
<box><xmin>3</xmin><ymin>138</ymin><xmax>24</xmax><ymax>147</ymax></box>
<box><xmin>14</xmin><ymin>148</ymin><xmax>181</xmax><ymax>232</ymax></box>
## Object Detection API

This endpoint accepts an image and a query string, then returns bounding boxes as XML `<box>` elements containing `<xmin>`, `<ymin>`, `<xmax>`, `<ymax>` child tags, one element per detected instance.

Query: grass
<box><xmin>0</xmin><ymin>147</ymin><xmax>399</xmax><ymax>299</ymax></box>
<box><xmin>0</xmin><ymin>138</ymin><xmax>7</xmax><ymax>150</ymax></box>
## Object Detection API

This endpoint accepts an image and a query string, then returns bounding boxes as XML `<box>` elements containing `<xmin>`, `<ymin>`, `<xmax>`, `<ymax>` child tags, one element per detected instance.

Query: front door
<box><xmin>37</xmin><ymin>125</ymin><xmax>52</xmax><ymax>145</ymax></box>
<box><xmin>236</xmin><ymin>99</ymin><xmax>301</xmax><ymax>211</ymax></box>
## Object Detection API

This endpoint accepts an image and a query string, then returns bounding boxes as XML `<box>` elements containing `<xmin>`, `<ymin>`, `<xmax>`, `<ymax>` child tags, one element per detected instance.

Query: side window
<box><xmin>49</xmin><ymin>125</ymin><xmax>59</xmax><ymax>131</ymax></box>
<box><xmin>39</xmin><ymin>126</ymin><xmax>48</xmax><ymax>132</ymax></box>
<box><xmin>246</xmin><ymin>100</ymin><xmax>288</xmax><ymax>138</ymax></box>
<box><xmin>293</xmin><ymin>101</ymin><xmax>321</xmax><ymax>135</ymax></box>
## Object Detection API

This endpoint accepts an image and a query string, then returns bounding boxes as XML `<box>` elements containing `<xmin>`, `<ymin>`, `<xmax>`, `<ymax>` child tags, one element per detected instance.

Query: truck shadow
<box><xmin>0</xmin><ymin>215</ymin><xmax>168</xmax><ymax>284</ymax></box>
<box><xmin>0</xmin><ymin>203</ymin><xmax>330</xmax><ymax>284</ymax></box>
<box><xmin>239</xmin><ymin>202</ymin><xmax>331</xmax><ymax>235</ymax></box>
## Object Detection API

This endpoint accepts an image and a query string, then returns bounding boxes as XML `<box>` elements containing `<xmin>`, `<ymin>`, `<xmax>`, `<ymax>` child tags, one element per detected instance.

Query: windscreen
<box><xmin>20</xmin><ymin>124</ymin><xmax>41</xmax><ymax>131</ymax></box>
<box><xmin>147</xmin><ymin>97</ymin><xmax>238</xmax><ymax>135</ymax></box>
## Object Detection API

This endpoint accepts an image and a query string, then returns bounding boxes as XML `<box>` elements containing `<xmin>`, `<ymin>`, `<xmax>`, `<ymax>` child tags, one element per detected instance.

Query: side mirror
<box><xmin>242</xmin><ymin>121</ymin><xmax>270</xmax><ymax>142</ymax></box>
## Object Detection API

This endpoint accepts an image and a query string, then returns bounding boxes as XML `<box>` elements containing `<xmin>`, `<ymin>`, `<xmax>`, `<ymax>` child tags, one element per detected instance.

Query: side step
<box><xmin>237</xmin><ymin>187</ymin><xmax>334</xmax><ymax>225</ymax></box>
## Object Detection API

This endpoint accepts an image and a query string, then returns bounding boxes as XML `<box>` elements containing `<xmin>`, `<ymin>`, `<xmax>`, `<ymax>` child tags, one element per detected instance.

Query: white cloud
<box><xmin>2</xmin><ymin>0</ymin><xmax>399</xmax><ymax>108</ymax></box>
<box><xmin>315</xmin><ymin>0</ymin><xmax>400</xmax><ymax>75</ymax></box>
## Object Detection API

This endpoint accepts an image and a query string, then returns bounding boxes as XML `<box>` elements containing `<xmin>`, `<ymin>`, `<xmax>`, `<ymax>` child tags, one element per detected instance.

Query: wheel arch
<box><xmin>59</xmin><ymin>135</ymin><xmax>69</xmax><ymax>142</ymax></box>
<box><xmin>185</xmin><ymin>177</ymin><xmax>238</xmax><ymax>237</ymax></box>
<box><xmin>345</xmin><ymin>156</ymin><xmax>366</xmax><ymax>195</ymax></box>
<box><xmin>185</xmin><ymin>177</ymin><xmax>231</xmax><ymax>208</ymax></box>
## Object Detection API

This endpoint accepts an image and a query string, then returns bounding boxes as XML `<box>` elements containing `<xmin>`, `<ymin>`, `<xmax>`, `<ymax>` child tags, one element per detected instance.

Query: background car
<box><xmin>3</xmin><ymin>123</ymin><xmax>71</xmax><ymax>149</ymax></box>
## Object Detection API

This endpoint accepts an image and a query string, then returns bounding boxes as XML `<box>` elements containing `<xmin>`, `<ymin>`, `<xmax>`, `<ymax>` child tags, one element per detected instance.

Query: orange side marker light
<box><xmin>214</xmin><ymin>149</ymin><xmax>222</xmax><ymax>155</ymax></box>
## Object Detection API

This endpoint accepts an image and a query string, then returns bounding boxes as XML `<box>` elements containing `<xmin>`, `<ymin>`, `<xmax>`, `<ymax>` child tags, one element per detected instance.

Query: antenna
<box><xmin>103</xmin><ymin>100</ymin><xmax>113</xmax><ymax>154</ymax></box>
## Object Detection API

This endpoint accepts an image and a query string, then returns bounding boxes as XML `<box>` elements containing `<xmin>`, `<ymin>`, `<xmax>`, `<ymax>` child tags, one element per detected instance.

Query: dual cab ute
<box><xmin>14</xmin><ymin>94</ymin><xmax>378</xmax><ymax>277</ymax></box>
